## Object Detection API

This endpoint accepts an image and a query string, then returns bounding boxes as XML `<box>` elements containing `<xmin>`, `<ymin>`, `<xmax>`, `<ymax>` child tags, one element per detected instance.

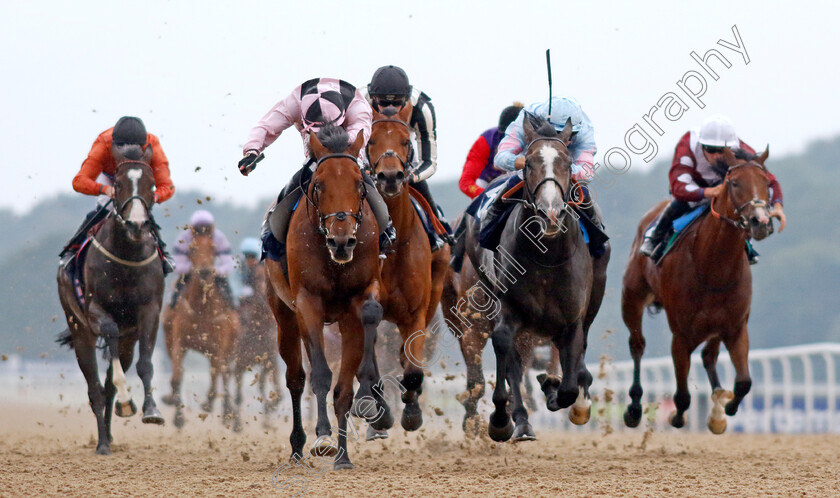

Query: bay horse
<box><xmin>367</xmin><ymin>105</ymin><xmax>451</xmax><ymax>432</ymax></box>
<box><xmin>162</xmin><ymin>232</ymin><xmax>240</xmax><ymax>428</ymax></box>
<box><xmin>441</xmin><ymin>242</ymin><xmax>560</xmax><ymax>435</ymax></box>
<box><xmin>56</xmin><ymin>143</ymin><xmax>165</xmax><ymax>455</ymax></box>
<box><xmin>622</xmin><ymin>147</ymin><xmax>776</xmax><ymax>434</ymax></box>
<box><xmin>463</xmin><ymin>114</ymin><xmax>610</xmax><ymax>442</ymax></box>
<box><xmin>265</xmin><ymin>125</ymin><xmax>385</xmax><ymax>470</ymax></box>
<box><xmin>232</xmin><ymin>258</ymin><xmax>281</xmax><ymax>432</ymax></box>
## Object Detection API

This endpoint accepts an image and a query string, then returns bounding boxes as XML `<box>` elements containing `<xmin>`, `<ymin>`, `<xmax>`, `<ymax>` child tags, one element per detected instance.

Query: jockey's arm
<box><xmin>409</xmin><ymin>96</ymin><xmax>437</xmax><ymax>183</ymax></box>
<box><xmin>494</xmin><ymin>116</ymin><xmax>525</xmax><ymax>172</ymax></box>
<box><xmin>242</xmin><ymin>91</ymin><xmax>302</xmax><ymax>155</ymax></box>
<box><xmin>214</xmin><ymin>231</ymin><xmax>235</xmax><ymax>276</ymax></box>
<box><xmin>148</xmin><ymin>135</ymin><xmax>174</xmax><ymax>203</ymax></box>
<box><xmin>460</xmin><ymin>135</ymin><xmax>491</xmax><ymax>198</ymax></box>
<box><xmin>72</xmin><ymin>135</ymin><xmax>110</xmax><ymax>197</ymax></box>
<box><xmin>344</xmin><ymin>90</ymin><xmax>373</xmax><ymax>162</ymax></box>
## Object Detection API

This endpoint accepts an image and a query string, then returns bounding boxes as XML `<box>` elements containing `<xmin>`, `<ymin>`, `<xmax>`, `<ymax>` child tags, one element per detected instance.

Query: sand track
<box><xmin>1</xmin><ymin>402</ymin><xmax>838</xmax><ymax>497</ymax></box>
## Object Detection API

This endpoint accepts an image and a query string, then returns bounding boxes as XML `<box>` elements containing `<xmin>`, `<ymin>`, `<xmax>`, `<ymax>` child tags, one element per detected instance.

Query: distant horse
<box><xmin>463</xmin><ymin>115</ymin><xmax>610</xmax><ymax>442</ymax></box>
<box><xmin>622</xmin><ymin>147</ymin><xmax>776</xmax><ymax>434</ymax></box>
<box><xmin>265</xmin><ymin>125</ymin><xmax>386</xmax><ymax>470</ymax></box>
<box><xmin>367</xmin><ymin>105</ymin><xmax>451</xmax><ymax>432</ymax></box>
<box><xmin>232</xmin><ymin>259</ymin><xmax>281</xmax><ymax>432</ymax></box>
<box><xmin>162</xmin><ymin>233</ymin><xmax>240</xmax><ymax>428</ymax></box>
<box><xmin>57</xmin><ymin>144</ymin><xmax>165</xmax><ymax>455</ymax></box>
<box><xmin>441</xmin><ymin>241</ymin><xmax>559</xmax><ymax>435</ymax></box>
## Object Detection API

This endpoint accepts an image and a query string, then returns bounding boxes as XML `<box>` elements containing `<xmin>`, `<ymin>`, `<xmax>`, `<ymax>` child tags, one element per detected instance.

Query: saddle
<box><xmin>647</xmin><ymin>204</ymin><xmax>710</xmax><ymax>265</ymax></box>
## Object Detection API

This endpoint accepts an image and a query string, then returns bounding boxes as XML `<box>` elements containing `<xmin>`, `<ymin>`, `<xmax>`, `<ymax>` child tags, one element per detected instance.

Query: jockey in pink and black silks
<box><xmin>639</xmin><ymin>115</ymin><xmax>786</xmax><ymax>263</ymax></box>
<box><xmin>236</xmin><ymin>77</ymin><xmax>395</xmax><ymax>257</ymax></box>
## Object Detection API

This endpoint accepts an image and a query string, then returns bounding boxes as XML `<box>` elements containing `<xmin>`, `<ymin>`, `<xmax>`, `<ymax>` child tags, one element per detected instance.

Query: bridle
<box><xmin>517</xmin><ymin>137</ymin><xmax>576</xmax><ymax>211</ymax></box>
<box><xmin>113</xmin><ymin>160</ymin><xmax>153</xmax><ymax>227</ymax></box>
<box><xmin>301</xmin><ymin>153</ymin><xmax>367</xmax><ymax>237</ymax></box>
<box><xmin>366</xmin><ymin>118</ymin><xmax>414</xmax><ymax>180</ymax></box>
<box><xmin>710</xmin><ymin>161</ymin><xmax>771</xmax><ymax>232</ymax></box>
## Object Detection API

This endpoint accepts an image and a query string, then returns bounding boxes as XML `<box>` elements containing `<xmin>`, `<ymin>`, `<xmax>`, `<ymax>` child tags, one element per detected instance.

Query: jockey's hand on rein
<box><xmin>238</xmin><ymin>152</ymin><xmax>260</xmax><ymax>176</ymax></box>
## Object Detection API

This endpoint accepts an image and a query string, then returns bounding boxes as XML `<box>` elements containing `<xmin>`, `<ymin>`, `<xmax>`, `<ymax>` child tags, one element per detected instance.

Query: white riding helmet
<box><xmin>698</xmin><ymin>115</ymin><xmax>738</xmax><ymax>147</ymax></box>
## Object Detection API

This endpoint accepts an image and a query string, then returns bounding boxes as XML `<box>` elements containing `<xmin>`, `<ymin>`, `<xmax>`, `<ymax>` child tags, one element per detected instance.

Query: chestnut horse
<box><xmin>162</xmin><ymin>233</ymin><xmax>240</xmax><ymax>428</ymax></box>
<box><xmin>232</xmin><ymin>259</ymin><xmax>281</xmax><ymax>432</ymax></box>
<box><xmin>622</xmin><ymin>147</ymin><xmax>776</xmax><ymax>434</ymax></box>
<box><xmin>265</xmin><ymin>125</ymin><xmax>385</xmax><ymax>470</ymax></box>
<box><xmin>57</xmin><ymin>144</ymin><xmax>165</xmax><ymax>455</ymax></box>
<box><xmin>367</xmin><ymin>105</ymin><xmax>450</xmax><ymax>432</ymax></box>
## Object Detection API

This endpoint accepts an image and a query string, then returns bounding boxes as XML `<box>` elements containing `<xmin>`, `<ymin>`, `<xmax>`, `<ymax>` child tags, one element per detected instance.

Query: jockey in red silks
<box><xmin>60</xmin><ymin>116</ymin><xmax>175</xmax><ymax>273</ymax></box>
<box><xmin>640</xmin><ymin>115</ymin><xmax>787</xmax><ymax>264</ymax></box>
<box><xmin>359</xmin><ymin>65</ymin><xmax>453</xmax><ymax>249</ymax></box>
<box><xmin>237</xmin><ymin>77</ymin><xmax>395</xmax><ymax>257</ymax></box>
<box><xmin>459</xmin><ymin>102</ymin><xmax>525</xmax><ymax>199</ymax></box>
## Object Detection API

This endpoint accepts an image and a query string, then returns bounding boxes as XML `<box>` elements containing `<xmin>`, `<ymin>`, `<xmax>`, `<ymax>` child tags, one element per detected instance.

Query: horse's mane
<box><xmin>316</xmin><ymin>124</ymin><xmax>351</xmax><ymax>153</ymax></box>
<box><xmin>734</xmin><ymin>148</ymin><xmax>757</xmax><ymax>161</ymax></box>
<box><xmin>525</xmin><ymin>112</ymin><xmax>558</xmax><ymax>138</ymax></box>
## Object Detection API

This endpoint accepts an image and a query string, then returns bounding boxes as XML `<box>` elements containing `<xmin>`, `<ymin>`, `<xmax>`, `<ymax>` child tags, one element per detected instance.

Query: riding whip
<box><xmin>546</xmin><ymin>49</ymin><xmax>553</xmax><ymax>119</ymax></box>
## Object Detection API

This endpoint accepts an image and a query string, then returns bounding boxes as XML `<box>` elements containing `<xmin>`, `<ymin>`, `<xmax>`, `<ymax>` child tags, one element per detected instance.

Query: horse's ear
<box><xmin>522</xmin><ymin>112</ymin><xmax>538</xmax><ymax>142</ymax></box>
<box><xmin>142</xmin><ymin>143</ymin><xmax>153</xmax><ymax>164</ymax></box>
<box><xmin>309</xmin><ymin>130</ymin><xmax>326</xmax><ymax>158</ymax></box>
<box><xmin>756</xmin><ymin>145</ymin><xmax>769</xmax><ymax>165</ymax></box>
<box><xmin>398</xmin><ymin>102</ymin><xmax>413</xmax><ymax>123</ymax></box>
<box><xmin>558</xmin><ymin>117</ymin><xmax>574</xmax><ymax>144</ymax></box>
<box><xmin>722</xmin><ymin>147</ymin><xmax>738</xmax><ymax>167</ymax></box>
<box><xmin>348</xmin><ymin>130</ymin><xmax>365</xmax><ymax>157</ymax></box>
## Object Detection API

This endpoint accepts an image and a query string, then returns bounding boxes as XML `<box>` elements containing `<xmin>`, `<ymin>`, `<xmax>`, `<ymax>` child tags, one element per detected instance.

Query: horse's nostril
<box><xmin>750</xmin><ymin>217</ymin><xmax>760</xmax><ymax>226</ymax></box>
<box><xmin>376</xmin><ymin>172</ymin><xmax>387</xmax><ymax>183</ymax></box>
<box><xmin>326</xmin><ymin>238</ymin><xmax>337</xmax><ymax>249</ymax></box>
<box><xmin>346</xmin><ymin>238</ymin><xmax>357</xmax><ymax>248</ymax></box>
<box><xmin>395</xmin><ymin>171</ymin><xmax>405</xmax><ymax>182</ymax></box>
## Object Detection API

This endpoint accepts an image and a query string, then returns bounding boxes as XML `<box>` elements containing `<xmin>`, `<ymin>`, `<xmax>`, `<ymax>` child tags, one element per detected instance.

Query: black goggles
<box><xmin>702</xmin><ymin>145</ymin><xmax>726</xmax><ymax>154</ymax></box>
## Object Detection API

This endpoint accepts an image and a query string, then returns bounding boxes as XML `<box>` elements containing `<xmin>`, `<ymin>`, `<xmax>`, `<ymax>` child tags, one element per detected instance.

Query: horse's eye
<box><xmin>401</xmin><ymin>140</ymin><xmax>410</xmax><ymax>147</ymax></box>
<box><xmin>730</xmin><ymin>181</ymin><xmax>739</xmax><ymax>188</ymax></box>
<box><xmin>368</xmin><ymin>140</ymin><xmax>377</xmax><ymax>146</ymax></box>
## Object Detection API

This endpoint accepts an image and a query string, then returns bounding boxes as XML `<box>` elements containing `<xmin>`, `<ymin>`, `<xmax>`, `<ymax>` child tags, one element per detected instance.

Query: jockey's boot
<box><xmin>169</xmin><ymin>275</ymin><xmax>189</xmax><ymax>309</ymax></box>
<box><xmin>449</xmin><ymin>216</ymin><xmax>468</xmax><ymax>272</ymax></box>
<box><xmin>640</xmin><ymin>200</ymin><xmax>688</xmax><ymax>259</ymax></box>
<box><xmin>362</xmin><ymin>170</ymin><xmax>396</xmax><ymax>253</ymax></box>
<box><xmin>59</xmin><ymin>205</ymin><xmax>109</xmax><ymax>266</ymax></box>
<box><xmin>150</xmin><ymin>218</ymin><xmax>175</xmax><ymax>275</ymax></box>
<box><xmin>410</xmin><ymin>179</ymin><xmax>454</xmax><ymax>245</ymax></box>
<box><xmin>479</xmin><ymin>185</ymin><xmax>508</xmax><ymax>239</ymax></box>
<box><xmin>577</xmin><ymin>202</ymin><xmax>608</xmax><ymax>258</ymax></box>
<box><xmin>746</xmin><ymin>240</ymin><xmax>760</xmax><ymax>265</ymax></box>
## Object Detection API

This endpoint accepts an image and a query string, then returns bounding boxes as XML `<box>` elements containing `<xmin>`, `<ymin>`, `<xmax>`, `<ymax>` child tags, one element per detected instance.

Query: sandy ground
<box><xmin>1</xmin><ymin>401</ymin><xmax>838</xmax><ymax>497</ymax></box>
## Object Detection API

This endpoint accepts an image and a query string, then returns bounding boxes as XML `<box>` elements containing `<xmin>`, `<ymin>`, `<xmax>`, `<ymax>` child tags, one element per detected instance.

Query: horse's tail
<box><xmin>646</xmin><ymin>301</ymin><xmax>664</xmax><ymax>316</ymax></box>
<box><xmin>56</xmin><ymin>328</ymin><xmax>74</xmax><ymax>349</ymax></box>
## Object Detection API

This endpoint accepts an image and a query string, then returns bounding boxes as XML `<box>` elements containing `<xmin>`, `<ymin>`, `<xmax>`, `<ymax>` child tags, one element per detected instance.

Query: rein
<box><xmin>709</xmin><ymin>161</ymin><xmax>770</xmax><ymax>231</ymax></box>
<box><xmin>301</xmin><ymin>153</ymin><xmax>366</xmax><ymax>237</ymax></box>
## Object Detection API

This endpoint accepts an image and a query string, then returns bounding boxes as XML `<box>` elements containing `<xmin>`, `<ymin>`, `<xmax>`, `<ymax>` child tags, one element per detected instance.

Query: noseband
<box><xmin>710</xmin><ymin>161</ymin><xmax>771</xmax><ymax>231</ymax></box>
<box><xmin>366</xmin><ymin>118</ymin><xmax>414</xmax><ymax>179</ymax></box>
<box><xmin>302</xmin><ymin>153</ymin><xmax>367</xmax><ymax>237</ymax></box>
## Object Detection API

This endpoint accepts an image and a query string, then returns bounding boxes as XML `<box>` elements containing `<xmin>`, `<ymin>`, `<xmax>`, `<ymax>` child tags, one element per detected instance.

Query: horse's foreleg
<box><xmin>508</xmin><ymin>334</ymin><xmax>535</xmax><ymax>441</ymax></box>
<box><xmin>332</xmin><ymin>321</ymin><xmax>366</xmax><ymax>470</ymax></box>
<box><xmin>90</xmin><ymin>303</ymin><xmax>135</xmax><ymax>420</ymax></box>
<box><xmin>397</xmin><ymin>314</ymin><xmax>427</xmax><ymax>432</ymax></box>
<box><xmin>295</xmin><ymin>290</ymin><xmax>332</xmax><ymax>442</ymax></box>
<box><xmin>622</xmin><ymin>291</ymin><xmax>647</xmax><ymax>428</ymax></box>
<box><xmin>458</xmin><ymin>325</ymin><xmax>487</xmax><ymax>434</ymax></box>
<box><xmin>203</xmin><ymin>359</ymin><xmax>218</xmax><ymax>414</ymax></box>
<box><xmin>137</xmin><ymin>306</ymin><xmax>163</xmax><ymax>424</ymax></box>
<box><xmin>723</xmin><ymin>325</ymin><xmax>752</xmax><ymax>417</ymax></box>
<box><xmin>73</xmin><ymin>337</ymin><xmax>109</xmax><ymax>454</ymax></box>
<box><xmin>669</xmin><ymin>336</ymin><xmax>692</xmax><ymax>429</ymax></box>
<box><xmin>554</xmin><ymin>322</ymin><xmax>586</xmax><ymax>411</ymax></box>
<box><xmin>570</xmin><ymin>346</ymin><xmax>594</xmax><ymax>426</ymax></box>
<box><xmin>272</xmin><ymin>296</ymin><xmax>307</xmax><ymax>460</ymax></box>
<box><xmin>487</xmin><ymin>315</ymin><xmax>514</xmax><ymax>442</ymax></box>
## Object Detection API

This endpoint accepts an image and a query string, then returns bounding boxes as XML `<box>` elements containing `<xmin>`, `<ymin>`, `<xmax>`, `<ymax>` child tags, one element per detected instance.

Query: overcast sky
<box><xmin>2</xmin><ymin>1</ymin><xmax>838</xmax><ymax>215</ymax></box>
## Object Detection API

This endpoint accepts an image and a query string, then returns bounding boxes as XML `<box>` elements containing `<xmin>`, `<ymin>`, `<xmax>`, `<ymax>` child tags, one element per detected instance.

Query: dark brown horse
<box><xmin>367</xmin><ymin>105</ymin><xmax>451</xmax><ymax>432</ymax></box>
<box><xmin>265</xmin><ymin>125</ymin><xmax>385</xmax><ymax>470</ymax></box>
<box><xmin>162</xmin><ymin>233</ymin><xmax>240</xmax><ymax>428</ymax></box>
<box><xmin>232</xmin><ymin>258</ymin><xmax>281</xmax><ymax>432</ymax></box>
<box><xmin>57</xmin><ymin>144</ymin><xmax>165</xmax><ymax>455</ymax></box>
<box><xmin>622</xmin><ymin>147</ymin><xmax>776</xmax><ymax>433</ymax></box>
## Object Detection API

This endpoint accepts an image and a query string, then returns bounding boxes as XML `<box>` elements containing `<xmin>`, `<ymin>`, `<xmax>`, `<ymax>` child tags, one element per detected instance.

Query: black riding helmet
<box><xmin>113</xmin><ymin>116</ymin><xmax>147</xmax><ymax>146</ymax></box>
<box><xmin>369</xmin><ymin>65</ymin><xmax>412</xmax><ymax>98</ymax></box>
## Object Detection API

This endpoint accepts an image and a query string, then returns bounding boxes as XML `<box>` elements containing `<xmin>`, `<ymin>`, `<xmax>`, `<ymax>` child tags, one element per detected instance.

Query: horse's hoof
<box><xmin>668</xmin><ymin>411</ymin><xmax>686</xmax><ymax>429</ymax></box>
<box><xmin>232</xmin><ymin>419</ymin><xmax>243</xmax><ymax>433</ymax></box>
<box><xmin>401</xmin><ymin>404</ymin><xmax>423</xmax><ymax>432</ymax></box>
<box><xmin>369</xmin><ymin>408</ymin><xmax>394</xmax><ymax>431</ymax></box>
<box><xmin>351</xmin><ymin>398</ymin><xmax>378</xmax><ymax>419</ymax></box>
<box><xmin>95</xmin><ymin>444</ymin><xmax>111</xmax><ymax>456</ymax></box>
<box><xmin>724</xmin><ymin>400</ymin><xmax>740</xmax><ymax>417</ymax></box>
<box><xmin>624</xmin><ymin>408</ymin><xmax>642</xmax><ymax>428</ymax></box>
<box><xmin>488</xmin><ymin>417</ymin><xmax>514</xmax><ymax>442</ymax></box>
<box><xmin>142</xmin><ymin>407</ymin><xmax>165</xmax><ymax>425</ymax></box>
<box><xmin>310</xmin><ymin>438</ymin><xmax>339</xmax><ymax>458</ymax></box>
<box><xmin>334</xmin><ymin>459</ymin><xmax>355</xmax><ymax>471</ymax></box>
<box><xmin>569</xmin><ymin>404</ymin><xmax>591</xmax><ymax>426</ymax></box>
<box><xmin>115</xmin><ymin>399</ymin><xmax>137</xmax><ymax>418</ymax></box>
<box><xmin>707</xmin><ymin>417</ymin><xmax>727</xmax><ymax>435</ymax></box>
<box><xmin>546</xmin><ymin>394</ymin><xmax>561</xmax><ymax>412</ymax></box>
<box><xmin>366</xmin><ymin>426</ymin><xmax>389</xmax><ymax>441</ymax></box>
<box><xmin>512</xmin><ymin>422</ymin><xmax>536</xmax><ymax>442</ymax></box>
<box><xmin>161</xmin><ymin>393</ymin><xmax>178</xmax><ymax>406</ymax></box>
<box><xmin>173</xmin><ymin>412</ymin><xmax>185</xmax><ymax>429</ymax></box>
<box><xmin>201</xmin><ymin>401</ymin><xmax>213</xmax><ymax>413</ymax></box>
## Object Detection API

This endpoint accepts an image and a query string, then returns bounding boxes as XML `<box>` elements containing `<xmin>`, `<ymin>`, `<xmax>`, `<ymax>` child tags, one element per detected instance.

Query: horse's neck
<box><xmin>692</xmin><ymin>198</ymin><xmax>747</xmax><ymax>283</ymax></box>
<box><xmin>385</xmin><ymin>189</ymin><xmax>416</xmax><ymax>241</ymax></box>
<box><xmin>99</xmin><ymin>218</ymin><xmax>152</xmax><ymax>259</ymax></box>
<box><xmin>512</xmin><ymin>206</ymin><xmax>582</xmax><ymax>264</ymax></box>
<box><xmin>186</xmin><ymin>274</ymin><xmax>222</xmax><ymax>309</ymax></box>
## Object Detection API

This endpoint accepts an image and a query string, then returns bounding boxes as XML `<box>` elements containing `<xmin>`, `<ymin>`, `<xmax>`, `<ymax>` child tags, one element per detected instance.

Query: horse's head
<box><xmin>368</xmin><ymin>104</ymin><xmax>414</xmax><ymax>198</ymax></box>
<box><xmin>518</xmin><ymin>113</ymin><xmax>575</xmax><ymax>237</ymax></box>
<box><xmin>112</xmin><ymin>144</ymin><xmax>155</xmax><ymax>242</ymax></box>
<box><xmin>307</xmin><ymin>124</ymin><xmax>367</xmax><ymax>264</ymax></box>
<box><xmin>189</xmin><ymin>230</ymin><xmax>217</xmax><ymax>280</ymax></box>
<box><xmin>720</xmin><ymin>147</ymin><xmax>774</xmax><ymax>240</ymax></box>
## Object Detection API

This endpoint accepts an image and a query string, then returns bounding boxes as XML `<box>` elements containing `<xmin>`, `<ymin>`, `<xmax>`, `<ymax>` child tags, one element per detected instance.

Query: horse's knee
<box><xmin>136</xmin><ymin>359</ymin><xmax>153</xmax><ymax>379</ymax></box>
<box><xmin>629</xmin><ymin>383</ymin><xmax>643</xmax><ymax>400</ymax></box>
<box><xmin>401</xmin><ymin>371</ymin><xmax>424</xmax><ymax>392</ymax></box>
<box><xmin>361</xmin><ymin>300</ymin><xmax>383</xmax><ymax>327</ymax></box>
